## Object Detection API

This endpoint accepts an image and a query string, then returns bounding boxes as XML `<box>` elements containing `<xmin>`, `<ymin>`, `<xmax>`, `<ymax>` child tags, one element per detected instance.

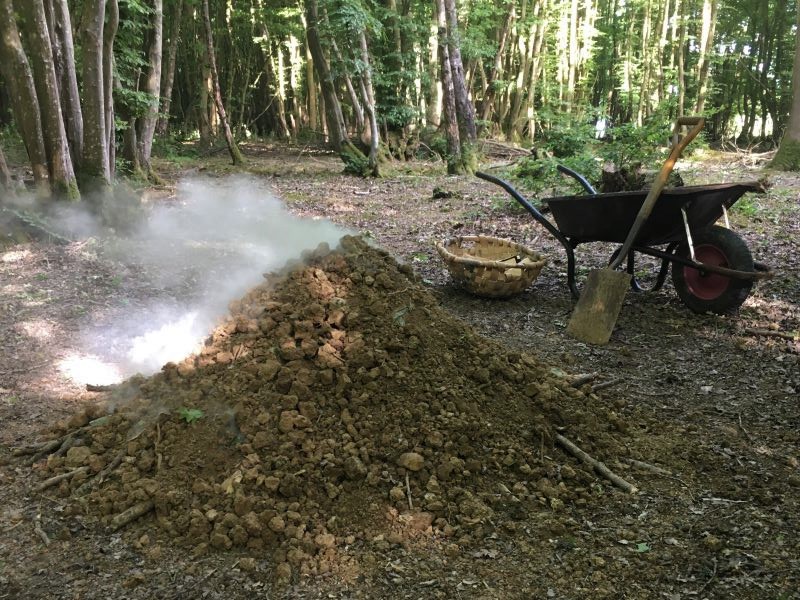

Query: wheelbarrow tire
<box><xmin>672</xmin><ymin>225</ymin><xmax>754</xmax><ymax>315</ymax></box>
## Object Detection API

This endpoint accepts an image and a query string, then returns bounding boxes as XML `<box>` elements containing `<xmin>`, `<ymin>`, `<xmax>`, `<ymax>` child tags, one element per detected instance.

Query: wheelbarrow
<box><xmin>475</xmin><ymin>168</ymin><xmax>773</xmax><ymax>314</ymax></box>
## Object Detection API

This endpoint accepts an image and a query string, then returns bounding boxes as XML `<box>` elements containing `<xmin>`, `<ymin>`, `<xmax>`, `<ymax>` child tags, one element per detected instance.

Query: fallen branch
<box><xmin>570</xmin><ymin>372</ymin><xmax>600</xmax><ymax>388</ymax></box>
<box><xmin>109</xmin><ymin>500</ymin><xmax>154</xmax><ymax>532</ymax></box>
<box><xmin>36</xmin><ymin>466</ymin><xmax>89</xmax><ymax>492</ymax></box>
<box><xmin>743</xmin><ymin>328</ymin><xmax>799</xmax><ymax>341</ymax></box>
<box><xmin>592</xmin><ymin>378</ymin><xmax>623</xmax><ymax>393</ymax></box>
<box><xmin>12</xmin><ymin>439</ymin><xmax>61</xmax><ymax>457</ymax></box>
<box><xmin>405</xmin><ymin>472</ymin><xmax>414</xmax><ymax>511</ymax></box>
<box><xmin>555</xmin><ymin>434</ymin><xmax>638</xmax><ymax>494</ymax></box>
<box><xmin>74</xmin><ymin>451</ymin><xmax>125</xmax><ymax>496</ymax></box>
<box><xmin>622</xmin><ymin>458</ymin><xmax>672</xmax><ymax>476</ymax></box>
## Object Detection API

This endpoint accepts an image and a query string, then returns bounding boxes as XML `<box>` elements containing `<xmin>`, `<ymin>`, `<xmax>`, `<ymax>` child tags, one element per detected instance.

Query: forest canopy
<box><xmin>0</xmin><ymin>0</ymin><xmax>798</xmax><ymax>199</ymax></box>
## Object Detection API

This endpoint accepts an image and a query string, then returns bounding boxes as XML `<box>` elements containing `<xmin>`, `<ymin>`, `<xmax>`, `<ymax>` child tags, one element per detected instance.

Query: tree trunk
<box><xmin>20</xmin><ymin>0</ymin><xmax>79</xmax><ymax>199</ymax></box>
<box><xmin>443</xmin><ymin>0</ymin><xmax>477</xmax><ymax>146</ymax></box>
<box><xmin>47</xmin><ymin>0</ymin><xmax>83</xmax><ymax>167</ymax></box>
<box><xmin>0</xmin><ymin>144</ymin><xmax>13</xmax><ymax>196</ymax></box>
<box><xmin>157</xmin><ymin>0</ymin><xmax>183</xmax><ymax>136</ymax></box>
<box><xmin>770</xmin><ymin>0</ymin><xmax>800</xmax><ymax>170</ymax></box>
<box><xmin>81</xmin><ymin>0</ymin><xmax>111</xmax><ymax>189</ymax></box>
<box><xmin>201</xmin><ymin>0</ymin><xmax>243</xmax><ymax>165</ymax></box>
<box><xmin>437</xmin><ymin>0</ymin><xmax>462</xmax><ymax>173</ymax></box>
<box><xmin>104</xmin><ymin>0</ymin><xmax>119</xmax><ymax>179</ymax></box>
<box><xmin>0</xmin><ymin>0</ymin><xmax>49</xmax><ymax>196</ymax></box>
<box><xmin>425</xmin><ymin>17</ymin><xmax>442</xmax><ymax>128</ymax></box>
<box><xmin>303</xmin><ymin>27</ymin><xmax>318</xmax><ymax>133</ymax></box>
<box><xmin>693</xmin><ymin>0</ymin><xmax>718</xmax><ymax>115</ymax></box>
<box><xmin>358</xmin><ymin>30</ymin><xmax>380</xmax><ymax>177</ymax></box>
<box><xmin>304</xmin><ymin>0</ymin><xmax>348</xmax><ymax>151</ymax></box>
<box><xmin>136</xmin><ymin>0</ymin><xmax>163</xmax><ymax>176</ymax></box>
<box><xmin>480</xmin><ymin>1</ymin><xmax>515</xmax><ymax>123</ymax></box>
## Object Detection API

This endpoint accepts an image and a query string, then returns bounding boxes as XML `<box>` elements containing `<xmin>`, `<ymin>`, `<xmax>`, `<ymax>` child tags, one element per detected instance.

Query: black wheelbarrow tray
<box><xmin>475</xmin><ymin>168</ymin><xmax>774</xmax><ymax>314</ymax></box>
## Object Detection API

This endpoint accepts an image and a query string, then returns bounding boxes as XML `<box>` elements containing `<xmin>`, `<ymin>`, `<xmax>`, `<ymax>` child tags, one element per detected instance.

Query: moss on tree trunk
<box><xmin>769</xmin><ymin>138</ymin><xmax>800</xmax><ymax>171</ymax></box>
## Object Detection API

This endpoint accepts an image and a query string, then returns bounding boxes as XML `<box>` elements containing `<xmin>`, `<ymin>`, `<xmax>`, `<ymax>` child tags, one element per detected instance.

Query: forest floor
<box><xmin>0</xmin><ymin>143</ymin><xmax>798</xmax><ymax>599</ymax></box>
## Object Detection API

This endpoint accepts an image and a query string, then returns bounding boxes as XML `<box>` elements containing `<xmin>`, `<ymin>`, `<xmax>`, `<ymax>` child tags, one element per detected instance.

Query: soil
<box><xmin>1</xmin><ymin>144</ymin><xmax>798</xmax><ymax>600</ymax></box>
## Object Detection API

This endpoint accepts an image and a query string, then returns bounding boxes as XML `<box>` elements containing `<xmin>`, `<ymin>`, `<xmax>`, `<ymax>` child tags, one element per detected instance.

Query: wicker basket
<box><xmin>435</xmin><ymin>235</ymin><xmax>546</xmax><ymax>298</ymax></box>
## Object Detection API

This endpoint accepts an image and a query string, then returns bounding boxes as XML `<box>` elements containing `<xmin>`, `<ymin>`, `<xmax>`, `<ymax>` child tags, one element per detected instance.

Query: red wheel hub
<box><xmin>682</xmin><ymin>244</ymin><xmax>731</xmax><ymax>300</ymax></box>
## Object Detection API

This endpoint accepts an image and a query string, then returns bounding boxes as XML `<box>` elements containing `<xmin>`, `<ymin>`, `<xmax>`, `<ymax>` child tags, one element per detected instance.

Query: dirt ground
<box><xmin>1</xmin><ymin>144</ymin><xmax>798</xmax><ymax>599</ymax></box>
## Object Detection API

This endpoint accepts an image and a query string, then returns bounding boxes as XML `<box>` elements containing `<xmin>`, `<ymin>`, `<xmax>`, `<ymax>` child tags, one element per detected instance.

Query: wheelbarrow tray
<box><xmin>545</xmin><ymin>182</ymin><xmax>764</xmax><ymax>245</ymax></box>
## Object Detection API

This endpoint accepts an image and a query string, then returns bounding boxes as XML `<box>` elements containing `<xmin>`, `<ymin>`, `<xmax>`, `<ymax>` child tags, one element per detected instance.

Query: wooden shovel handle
<box><xmin>608</xmin><ymin>116</ymin><xmax>705</xmax><ymax>271</ymax></box>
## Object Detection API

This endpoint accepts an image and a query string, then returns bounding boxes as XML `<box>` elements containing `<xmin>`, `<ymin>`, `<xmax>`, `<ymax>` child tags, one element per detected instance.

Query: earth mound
<box><xmin>32</xmin><ymin>236</ymin><xmax>622</xmax><ymax>580</ymax></box>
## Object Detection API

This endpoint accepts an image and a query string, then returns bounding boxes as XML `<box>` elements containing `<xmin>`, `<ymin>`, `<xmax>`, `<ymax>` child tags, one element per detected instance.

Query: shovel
<box><xmin>566</xmin><ymin>116</ymin><xmax>705</xmax><ymax>345</ymax></box>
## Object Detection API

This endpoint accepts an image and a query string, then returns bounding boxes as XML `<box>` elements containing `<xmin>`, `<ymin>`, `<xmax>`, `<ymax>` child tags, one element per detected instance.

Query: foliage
<box><xmin>177</xmin><ymin>407</ymin><xmax>204</xmax><ymax>424</ymax></box>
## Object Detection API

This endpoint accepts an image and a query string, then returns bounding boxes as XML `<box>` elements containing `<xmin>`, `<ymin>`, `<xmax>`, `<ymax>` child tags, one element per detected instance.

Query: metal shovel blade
<box><xmin>565</xmin><ymin>269</ymin><xmax>631</xmax><ymax>345</ymax></box>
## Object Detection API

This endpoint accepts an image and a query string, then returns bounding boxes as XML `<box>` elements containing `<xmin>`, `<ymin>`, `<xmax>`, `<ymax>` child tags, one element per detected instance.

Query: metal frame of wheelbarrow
<box><xmin>475</xmin><ymin>169</ymin><xmax>773</xmax><ymax>303</ymax></box>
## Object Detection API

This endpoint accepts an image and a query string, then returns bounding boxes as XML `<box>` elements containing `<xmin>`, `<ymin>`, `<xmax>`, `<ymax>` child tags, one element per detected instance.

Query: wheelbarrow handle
<box><xmin>609</xmin><ymin>116</ymin><xmax>705</xmax><ymax>271</ymax></box>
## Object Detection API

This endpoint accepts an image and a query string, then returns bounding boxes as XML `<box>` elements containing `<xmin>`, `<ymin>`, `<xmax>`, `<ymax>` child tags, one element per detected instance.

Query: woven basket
<box><xmin>436</xmin><ymin>235</ymin><xmax>546</xmax><ymax>298</ymax></box>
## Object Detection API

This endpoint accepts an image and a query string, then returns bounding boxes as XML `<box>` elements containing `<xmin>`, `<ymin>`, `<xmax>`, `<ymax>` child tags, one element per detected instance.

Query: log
<box><xmin>36</xmin><ymin>466</ymin><xmax>89</xmax><ymax>492</ymax></box>
<box><xmin>109</xmin><ymin>500</ymin><xmax>154</xmax><ymax>531</ymax></box>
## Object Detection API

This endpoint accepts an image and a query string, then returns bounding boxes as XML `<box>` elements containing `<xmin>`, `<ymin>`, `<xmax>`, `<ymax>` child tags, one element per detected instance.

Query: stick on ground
<box><xmin>36</xmin><ymin>466</ymin><xmax>90</xmax><ymax>492</ymax></box>
<box><xmin>109</xmin><ymin>500</ymin><xmax>155</xmax><ymax>532</ymax></box>
<box><xmin>555</xmin><ymin>434</ymin><xmax>638</xmax><ymax>494</ymax></box>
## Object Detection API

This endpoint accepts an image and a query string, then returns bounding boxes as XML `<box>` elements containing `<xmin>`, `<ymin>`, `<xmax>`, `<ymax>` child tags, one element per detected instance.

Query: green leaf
<box><xmin>635</xmin><ymin>542</ymin><xmax>651</xmax><ymax>553</ymax></box>
<box><xmin>178</xmin><ymin>407</ymin><xmax>204</xmax><ymax>424</ymax></box>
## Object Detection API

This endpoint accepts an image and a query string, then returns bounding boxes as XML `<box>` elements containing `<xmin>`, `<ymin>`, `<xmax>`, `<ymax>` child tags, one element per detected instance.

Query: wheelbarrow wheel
<box><xmin>672</xmin><ymin>225</ymin><xmax>754</xmax><ymax>314</ymax></box>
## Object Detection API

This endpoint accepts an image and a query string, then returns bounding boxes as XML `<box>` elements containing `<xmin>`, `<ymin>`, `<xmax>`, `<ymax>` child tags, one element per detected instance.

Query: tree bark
<box><xmin>693</xmin><ymin>0</ymin><xmax>718</xmax><ymax>115</ymax></box>
<box><xmin>480</xmin><ymin>1</ymin><xmax>515</xmax><ymax>123</ymax></box>
<box><xmin>47</xmin><ymin>0</ymin><xmax>83</xmax><ymax>167</ymax></box>
<box><xmin>358</xmin><ymin>30</ymin><xmax>380</xmax><ymax>176</ymax></box>
<box><xmin>136</xmin><ymin>0</ymin><xmax>163</xmax><ymax>176</ymax></box>
<box><xmin>436</xmin><ymin>0</ymin><xmax>462</xmax><ymax>173</ymax></box>
<box><xmin>104</xmin><ymin>0</ymin><xmax>119</xmax><ymax>179</ymax></box>
<box><xmin>304</xmin><ymin>0</ymin><xmax>347</xmax><ymax>151</ymax></box>
<box><xmin>81</xmin><ymin>0</ymin><xmax>111</xmax><ymax>188</ymax></box>
<box><xmin>19</xmin><ymin>0</ymin><xmax>79</xmax><ymax>199</ymax></box>
<box><xmin>443</xmin><ymin>0</ymin><xmax>477</xmax><ymax>145</ymax></box>
<box><xmin>0</xmin><ymin>143</ymin><xmax>13</xmax><ymax>196</ymax></box>
<box><xmin>201</xmin><ymin>0</ymin><xmax>243</xmax><ymax>164</ymax></box>
<box><xmin>770</xmin><ymin>0</ymin><xmax>800</xmax><ymax>170</ymax></box>
<box><xmin>0</xmin><ymin>0</ymin><xmax>49</xmax><ymax>196</ymax></box>
<box><xmin>157</xmin><ymin>0</ymin><xmax>183</xmax><ymax>136</ymax></box>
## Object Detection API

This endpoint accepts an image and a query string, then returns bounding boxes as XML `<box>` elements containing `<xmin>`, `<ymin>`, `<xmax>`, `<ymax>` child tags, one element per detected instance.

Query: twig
<box><xmin>622</xmin><ymin>458</ymin><xmax>672</xmax><ymax>476</ymax></box>
<box><xmin>570</xmin><ymin>372</ymin><xmax>599</xmax><ymax>388</ymax></box>
<box><xmin>33</xmin><ymin>523</ymin><xmax>51</xmax><ymax>546</ymax></box>
<box><xmin>743</xmin><ymin>328</ymin><xmax>799</xmax><ymax>341</ymax></box>
<box><xmin>74</xmin><ymin>451</ymin><xmax>125</xmax><ymax>496</ymax></box>
<box><xmin>86</xmin><ymin>383</ymin><xmax>116</xmax><ymax>392</ymax></box>
<box><xmin>109</xmin><ymin>500</ymin><xmax>154</xmax><ymax>532</ymax></box>
<box><xmin>12</xmin><ymin>439</ymin><xmax>61</xmax><ymax>457</ymax></box>
<box><xmin>737</xmin><ymin>413</ymin><xmax>754</xmax><ymax>443</ymax></box>
<box><xmin>555</xmin><ymin>434</ymin><xmax>638</xmax><ymax>494</ymax></box>
<box><xmin>592</xmin><ymin>378</ymin><xmax>623</xmax><ymax>393</ymax></box>
<box><xmin>405</xmin><ymin>472</ymin><xmax>414</xmax><ymax>510</ymax></box>
<box><xmin>36</xmin><ymin>466</ymin><xmax>89</xmax><ymax>492</ymax></box>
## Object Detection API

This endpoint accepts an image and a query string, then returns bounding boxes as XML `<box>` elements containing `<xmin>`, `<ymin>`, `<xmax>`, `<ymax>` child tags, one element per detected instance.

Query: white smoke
<box><xmin>68</xmin><ymin>175</ymin><xmax>349</xmax><ymax>380</ymax></box>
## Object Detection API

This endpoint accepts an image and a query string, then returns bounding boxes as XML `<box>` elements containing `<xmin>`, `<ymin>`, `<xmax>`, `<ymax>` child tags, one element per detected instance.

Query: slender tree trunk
<box><xmin>136</xmin><ymin>0</ymin><xmax>163</xmax><ymax>176</ymax></box>
<box><xmin>437</xmin><ymin>0</ymin><xmax>462</xmax><ymax>173</ymax></box>
<box><xmin>303</xmin><ymin>30</ymin><xmax>318</xmax><ymax>133</ymax></box>
<box><xmin>0</xmin><ymin>144</ymin><xmax>13</xmax><ymax>196</ymax></box>
<box><xmin>157</xmin><ymin>0</ymin><xmax>184</xmax><ymax>136</ymax></box>
<box><xmin>0</xmin><ymin>0</ymin><xmax>49</xmax><ymax>196</ymax></box>
<box><xmin>201</xmin><ymin>0</ymin><xmax>243</xmax><ymax>164</ymax></box>
<box><xmin>304</xmin><ymin>0</ymin><xmax>347</xmax><ymax>151</ymax></box>
<box><xmin>104</xmin><ymin>0</ymin><xmax>118</xmax><ymax>179</ymax></box>
<box><xmin>480</xmin><ymin>1</ymin><xmax>515</xmax><ymax>123</ymax></box>
<box><xmin>676</xmin><ymin>0</ymin><xmax>687</xmax><ymax>116</ymax></box>
<box><xmin>20</xmin><ymin>0</ymin><xmax>79</xmax><ymax>199</ymax></box>
<box><xmin>81</xmin><ymin>0</ymin><xmax>110</xmax><ymax>188</ymax></box>
<box><xmin>443</xmin><ymin>0</ymin><xmax>477</xmax><ymax>145</ymax></box>
<box><xmin>425</xmin><ymin>17</ymin><xmax>442</xmax><ymax>128</ymax></box>
<box><xmin>358</xmin><ymin>30</ymin><xmax>380</xmax><ymax>177</ymax></box>
<box><xmin>693</xmin><ymin>0</ymin><xmax>718</xmax><ymax>114</ymax></box>
<box><xmin>330</xmin><ymin>36</ymin><xmax>365</xmax><ymax>133</ymax></box>
<box><xmin>48</xmin><ymin>0</ymin><xmax>83</xmax><ymax>167</ymax></box>
<box><xmin>198</xmin><ymin>64</ymin><xmax>212</xmax><ymax>149</ymax></box>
